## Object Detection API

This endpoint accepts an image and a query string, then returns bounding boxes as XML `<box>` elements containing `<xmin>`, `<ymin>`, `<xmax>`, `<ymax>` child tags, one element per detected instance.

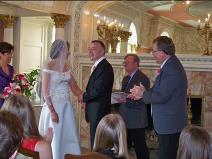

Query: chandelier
<box><xmin>197</xmin><ymin>13</ymin><xmax>212</xmax><ymax>56</ymax></box>
<box><xmin>96</xmin><ymin>17</ymin><xmax>131</xmax><ymax>53</ymax></box>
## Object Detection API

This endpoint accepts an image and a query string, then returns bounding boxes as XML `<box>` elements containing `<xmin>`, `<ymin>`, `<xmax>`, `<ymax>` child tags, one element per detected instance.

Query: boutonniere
<box><xmin>156</xmin><ymin>68</ymin><xmax>161</xmax><ymax>76</ymax></box>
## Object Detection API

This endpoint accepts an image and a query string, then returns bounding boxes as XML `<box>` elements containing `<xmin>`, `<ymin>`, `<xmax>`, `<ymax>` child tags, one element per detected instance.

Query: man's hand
<box><xmin>77</xmin><ymin>93</ymin><xmax>86</xmax><ymax>109</ymax></box>
<box><xmin>127</xmin><ymin>83</ymin><xmax>145</xmax><ymax>100</ymax></box>
<box><xmin>77</xmin><ymin>93</ymin><xmax>83</xmax><ymax>103</ymax></box>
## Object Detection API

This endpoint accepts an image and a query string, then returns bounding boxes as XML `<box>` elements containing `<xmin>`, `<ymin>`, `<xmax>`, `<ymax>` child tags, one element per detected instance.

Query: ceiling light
<box><xmin>94</xmin><ymin>13</ymin><xmax>99</xmax><ymax>17</ymax></box>
<box><xmin>84</xmin><ymin>11</ymin><xmax>90</xmax><ymax>15</ymax></box>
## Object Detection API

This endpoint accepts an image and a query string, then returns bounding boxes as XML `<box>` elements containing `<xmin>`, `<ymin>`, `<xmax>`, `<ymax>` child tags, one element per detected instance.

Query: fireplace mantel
<box><xmin>75</xmin><ymin>53</ymin><xmax>212</xmax><ymax>72</ymax></box>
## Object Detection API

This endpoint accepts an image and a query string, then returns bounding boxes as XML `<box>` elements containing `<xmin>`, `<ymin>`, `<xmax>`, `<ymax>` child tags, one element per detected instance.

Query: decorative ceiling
<box><xmin>92</xmin><ymin>1</ymin><xmax>211</xmax><ymax>28</ymax></box>
<box><xmin>1</xmin><ymin>1</ymin><xmax>212</xmax><ymax>28</ymax></box>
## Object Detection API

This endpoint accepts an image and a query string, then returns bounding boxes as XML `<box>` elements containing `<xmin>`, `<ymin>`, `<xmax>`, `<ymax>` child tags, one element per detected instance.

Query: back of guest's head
<box><xmin>152</xmin><ymin>36</ymin><xmax>175</xmax><ymax>55</ymax></box>
<box><xmin>93</xmin><ymin>113</ymin><xmax>129</xmax><ymax>159</ymax></box>
<box><xmin>0</xmin><ymin>111</ymin><xmax>23</xmax><ymax>159</ymax></box>
<box><xmin>177</xmin><ymin>126</ymin><xmax>212</xmax><ymax>159</ymax></box>
<box><xmin>0</xmin><ymin>41</ymin><xmax>14</xmax><ymax>54</ymax></box>
<box><xmin>2</xmin><ymin>95</ymin><xmax>41</xmax><ymax>138</ymax></box>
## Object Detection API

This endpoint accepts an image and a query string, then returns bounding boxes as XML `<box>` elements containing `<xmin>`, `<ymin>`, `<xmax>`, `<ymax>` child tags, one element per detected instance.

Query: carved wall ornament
<box><xmin>73</xmin><ymin>1</ymin><xmax>86</xmax><ymax>53</ymax></box>
<box><xmin>51</xmin><ymin>13</ymin><xmax>70</xmax><ymax>28</ymax></box>
<box><xmin>0</xmin><ymin>15</ymin><xmax>16</xmax><ymax>28</ymax></box>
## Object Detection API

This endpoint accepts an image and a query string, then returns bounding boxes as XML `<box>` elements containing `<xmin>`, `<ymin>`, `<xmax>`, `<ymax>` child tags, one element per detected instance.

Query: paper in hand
<box><xmin>111</xmin><ymin>91</ymin><xmax>128</xmax><ymax>104</ymax></box>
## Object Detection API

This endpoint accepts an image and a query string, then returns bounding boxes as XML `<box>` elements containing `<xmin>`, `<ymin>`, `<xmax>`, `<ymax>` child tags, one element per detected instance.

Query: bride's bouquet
<box><xmin>4</xmin><ymin>73</ymin><xmax>30</xmax><ymax>98</ymax></box>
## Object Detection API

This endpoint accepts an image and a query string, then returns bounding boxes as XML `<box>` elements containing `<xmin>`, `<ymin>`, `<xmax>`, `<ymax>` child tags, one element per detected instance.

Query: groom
<box><xmin>78</xmin><ymin>40</ymin><xmax>114</xmax><ymax>149</ymax></box>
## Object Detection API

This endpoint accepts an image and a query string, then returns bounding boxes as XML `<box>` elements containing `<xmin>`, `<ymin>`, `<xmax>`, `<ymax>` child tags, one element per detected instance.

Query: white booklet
<box><xmin>111</xmin><ymin>91</ymin><xmax>128</xmax><ymax>104</ymax></box>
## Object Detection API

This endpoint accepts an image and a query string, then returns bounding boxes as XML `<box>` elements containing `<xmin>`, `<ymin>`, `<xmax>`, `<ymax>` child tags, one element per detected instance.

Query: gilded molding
<box><xmin>51</xmin><ymin>13</ymin><xmax>70</xmax><ymax>28</ymax></box>
<box><xmin>0</xmin><ymin>15</ymin><xmax>16</xmax><ymax>28</ymax></box>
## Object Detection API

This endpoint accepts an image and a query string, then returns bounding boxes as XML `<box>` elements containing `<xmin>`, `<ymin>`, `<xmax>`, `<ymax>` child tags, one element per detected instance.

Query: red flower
<box><xmin>3</xmin><ymin>73</ymin><xmax>30</xmax><ymax>99</ymax></box>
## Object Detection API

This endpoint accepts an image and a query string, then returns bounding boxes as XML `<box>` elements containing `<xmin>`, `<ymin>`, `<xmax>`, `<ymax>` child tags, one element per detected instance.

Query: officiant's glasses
<box><xmin>151</xmin><ymin>50</ymin><xmax>161</xmax><ymax>54</ymax></box>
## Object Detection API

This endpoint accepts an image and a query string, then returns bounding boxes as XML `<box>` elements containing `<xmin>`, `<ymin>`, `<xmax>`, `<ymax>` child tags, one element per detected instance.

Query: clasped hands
<box><xmin>77</xmin><ymin>91</ymin><xmax>85</xmax><ymax>109</ymax></box>
<box><xmin>127</xmin><ymin>83</ymin><xmax>146</xmax><ymax>100</ymax></box>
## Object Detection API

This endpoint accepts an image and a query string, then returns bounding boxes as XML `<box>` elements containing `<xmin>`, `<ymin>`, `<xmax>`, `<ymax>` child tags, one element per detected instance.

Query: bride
<box><xmin>38</xmin><ymin>39</ymin><xmax>82</xmax><ymax>159</ymax></box>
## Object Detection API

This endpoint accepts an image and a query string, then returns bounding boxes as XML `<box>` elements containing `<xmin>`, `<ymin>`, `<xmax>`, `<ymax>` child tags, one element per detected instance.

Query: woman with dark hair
<box><xmin>0</xmin><ymin>42</ymin><xmax>14</xmax><ymax>108</ymax></box>
<box><xmin>2</xmin><ymin>95</ymin><xmax>53</xmax><ymax>159</ymax></box>
<box><xmin>0</xmin><ymin>110</ymin><xmax>23</xmax><ymax>159</ymax></box>
<box><xmin>177</xmin><ymin>125</ymin><xmax>212</xmax><ymax>159</ymax></box>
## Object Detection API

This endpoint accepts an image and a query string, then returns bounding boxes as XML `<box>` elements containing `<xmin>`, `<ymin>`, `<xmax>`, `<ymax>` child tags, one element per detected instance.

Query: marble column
<box><xmin>0</xmin><ymin>15</ymin><xmax>16</xmax><ymax>44</ymax></box>
<box><xmin>120</xmin><ymin>31</ymin><xmax>131</xmax><ymax>54</ymax></box>
<box><xmin>51</xmin><ymin>13</ymin><xmax>70</xmax><ymax>40</ymax></box>
<box><xmin>120</xmin><ymin>41</ymin><xmax>128</xmax><ymax>54</ymax></box>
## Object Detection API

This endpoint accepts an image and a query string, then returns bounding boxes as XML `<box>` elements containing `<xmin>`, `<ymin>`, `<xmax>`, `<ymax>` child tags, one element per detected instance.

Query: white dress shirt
<box><xmin>90</xmin><ymin>56</ymin><xmax>105</xmax><ymax>74</ymax></box>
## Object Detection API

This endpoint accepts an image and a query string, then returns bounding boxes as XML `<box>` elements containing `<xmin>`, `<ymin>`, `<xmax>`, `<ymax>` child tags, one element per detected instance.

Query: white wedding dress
<box><xmin>38</xmin><ymin>69</ymin><xmax>81</xmax><ymax>159</ymax></box>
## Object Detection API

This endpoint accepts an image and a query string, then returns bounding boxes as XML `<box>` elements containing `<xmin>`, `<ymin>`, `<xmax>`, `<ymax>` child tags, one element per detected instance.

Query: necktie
<box><xmin>122</xmin><ymin>75</ymin><xmax>131</xmax><ymax>91</ymax></box>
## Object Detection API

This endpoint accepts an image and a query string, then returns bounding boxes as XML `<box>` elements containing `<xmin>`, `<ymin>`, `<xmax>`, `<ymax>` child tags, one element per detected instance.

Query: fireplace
<box><xmin>187</xmin><ymin>96</ymin><xmax>205</xmax><ymax>126</ymax></box>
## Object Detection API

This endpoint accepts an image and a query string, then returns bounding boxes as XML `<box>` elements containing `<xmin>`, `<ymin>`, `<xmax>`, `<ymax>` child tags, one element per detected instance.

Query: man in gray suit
<box><xmin>129</xmin><ymin>36</ymin><xmax>188</xmax><ymax>159</ymax></box>
<box><xmin>119</xmin><ymin>54</ymin><xmax>150</xmax><ymax>159</ymax></box>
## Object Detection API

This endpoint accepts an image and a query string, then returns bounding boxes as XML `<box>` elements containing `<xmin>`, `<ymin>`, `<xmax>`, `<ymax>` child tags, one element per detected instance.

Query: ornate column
<box><xmin>120</xmin><ymin>31</ymin><xmax>131</xmax><ymax>54</ymax></box>
<box><xmin>51</xmin><ymin>13</ymin><xmax>70</xmax><ymax>40</ymax></box>
<box><xmin>0</xmin><ymin>15</ymin><xmax>16</xmax><ymax>44</ymax></box>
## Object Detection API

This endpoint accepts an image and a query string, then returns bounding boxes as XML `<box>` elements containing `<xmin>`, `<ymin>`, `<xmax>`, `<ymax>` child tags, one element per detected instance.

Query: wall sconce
<box><xmin>197</xmin><ymin>13</ymin><xmax>212</xmax><ymax>56</ymax></box>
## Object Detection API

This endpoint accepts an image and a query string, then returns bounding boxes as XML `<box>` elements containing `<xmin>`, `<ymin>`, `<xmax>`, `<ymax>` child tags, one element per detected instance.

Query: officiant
<box><xmin>119</xmin><ymin>54</ymin><xmax>150</xmax><ymax>159</ymax></box>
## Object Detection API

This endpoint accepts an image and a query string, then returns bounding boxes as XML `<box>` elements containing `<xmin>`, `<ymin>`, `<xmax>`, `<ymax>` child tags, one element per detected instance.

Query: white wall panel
<box><xmin>20</xmin><ymin>45</ymin><xmax>42</xmax><ymax>72</ymax></box>
<box><xmin>19</xmin><ymin>17</ymin><xmax>53</xmax><ymax>73</ymax></box>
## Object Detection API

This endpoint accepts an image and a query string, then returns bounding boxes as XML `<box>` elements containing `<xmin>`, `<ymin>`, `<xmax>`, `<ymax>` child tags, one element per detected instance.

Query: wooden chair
<box><xmin>64</xmin><ymin>152</ymin><xmax>112</xmax><ymax>159</ymax></box>
<box><xmin>17</xmin><ymin>147</ymin><xmax>40</xmax><ymax>159</ymax></box>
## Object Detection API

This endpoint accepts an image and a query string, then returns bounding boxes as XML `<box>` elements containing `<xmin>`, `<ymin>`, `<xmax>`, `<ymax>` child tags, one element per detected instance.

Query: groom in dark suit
<box><xmin>78</xmin><ymin>40</ymin><xmax>114</xmax><ymax>149</ymax></box>
<box><xmin>129</xmin><ymin>36</ymin><xmax>188</xmax><ymax>159</ymax></box>
<box><xmin>119</xmin><ymin>54</ymin><xmax>150</xmax><ymax>159</ymax></box>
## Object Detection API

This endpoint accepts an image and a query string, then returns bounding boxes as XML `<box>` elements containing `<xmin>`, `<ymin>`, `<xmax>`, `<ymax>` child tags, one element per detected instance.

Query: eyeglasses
<box><xmin>151</xmin><ymin>50</ymin><xmax>161</xmax><ymax>54</ymax></box>
<box><xmin>122</xmin><ymin>61</ymin><xmax>135</xmax><ymax>66</ymax></box>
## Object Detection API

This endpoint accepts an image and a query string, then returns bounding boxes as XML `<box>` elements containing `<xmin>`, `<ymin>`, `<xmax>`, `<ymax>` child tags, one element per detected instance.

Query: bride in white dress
<box><xmin>38</xmin><ymin>39</ymin><xmax>81</xmax><ymax>159</ymax></box>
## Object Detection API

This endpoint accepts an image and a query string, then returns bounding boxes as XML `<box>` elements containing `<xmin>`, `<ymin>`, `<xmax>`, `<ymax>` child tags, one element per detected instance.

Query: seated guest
<box><xmin>93</xmin><ymin>113</ymin><xmax>129</xmax><ymax>159</ymax></box>
<box><xmin>0</xmin><ymin>111</ymin><xmax>23</xmax><ymax>159</ymax></box>
<box><xmin>177</xmin><ymin>125</ymin><xmax>212</xmax><ymax>159</ymax></box>
<box><xmin>2</xmin><ymin>95</ymin><xmax>53</xmax><ymax>159</ymax></box>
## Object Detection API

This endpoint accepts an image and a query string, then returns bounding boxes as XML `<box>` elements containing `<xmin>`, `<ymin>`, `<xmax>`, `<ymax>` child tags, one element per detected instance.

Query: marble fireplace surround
<box><xmin>73</xmin><ymin>53</ymin><xmax>212</xmax><ymax>147</ymax></box>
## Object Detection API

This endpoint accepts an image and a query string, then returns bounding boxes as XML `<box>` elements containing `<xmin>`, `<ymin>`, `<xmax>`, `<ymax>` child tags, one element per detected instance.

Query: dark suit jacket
<box><xmin>143</xmin><ymin>55</ymin><xmax>188</xmax><ymax>134</ymax></box>
<box><xmin>83</xmin><ymin>59</ymin><xmax>114</xmax><ymax>123</ymax></box>
<box><xmin>119</xmin><ymin>70</ymin><xmax>150</xmax><ymax>129</ymax></box>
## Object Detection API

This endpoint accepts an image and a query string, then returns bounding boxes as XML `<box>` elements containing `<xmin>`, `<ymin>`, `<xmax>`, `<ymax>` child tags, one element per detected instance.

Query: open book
<box><xmin>111</xmin><ymin>91</ymin><xmax>128</xmax><ymax>104</ymax></box>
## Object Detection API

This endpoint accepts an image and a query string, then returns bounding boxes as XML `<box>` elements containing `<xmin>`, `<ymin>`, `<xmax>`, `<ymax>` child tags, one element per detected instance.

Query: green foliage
<box><xmin>24</xmin><ymin>69</ymin><xmax>40</xmax><ymax>98</ymax></box>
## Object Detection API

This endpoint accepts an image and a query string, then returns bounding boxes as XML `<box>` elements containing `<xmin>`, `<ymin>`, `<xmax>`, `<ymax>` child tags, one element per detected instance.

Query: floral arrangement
<box><xmin>4</xmin><ymin>74</ymin><xmax>29</xmax><ymax>98</ymax></box>
<box><xmin>3</xmin><ymin>69</ymin><xmax>40</xmax><ymax>99</ymax></box>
